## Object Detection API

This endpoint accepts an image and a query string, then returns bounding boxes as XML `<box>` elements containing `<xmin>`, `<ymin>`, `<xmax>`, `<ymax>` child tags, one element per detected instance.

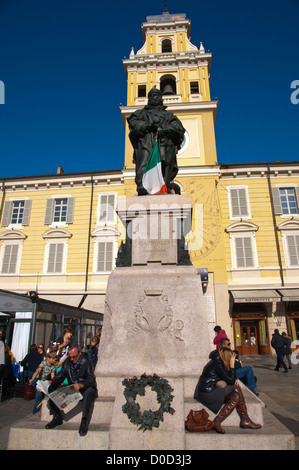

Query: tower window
<box><xmin>190</xmin><ymin>82</ymin><xmax>199</xmax><ymax>94</ymax></box>
<box><xmin>160</xmin><ymin>76</ymin><xmax>176</xmax><ymax>95</ymax></box>
<box><xmin>161</xmin><ymin>39</ymin><xmax>172</xmax><ymax>53</ymax></box>
<box><xmin>138</xmin><ymin>85</ymin><xmax>146</xmax><ymax>97</ymax></box>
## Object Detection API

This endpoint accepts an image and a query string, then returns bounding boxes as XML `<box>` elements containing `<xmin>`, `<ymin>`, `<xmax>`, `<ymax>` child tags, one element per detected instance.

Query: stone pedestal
<box><xmin>96</xmin><ymin>195</ymin><xmax>210</xmax><ymax>449</ymax></box>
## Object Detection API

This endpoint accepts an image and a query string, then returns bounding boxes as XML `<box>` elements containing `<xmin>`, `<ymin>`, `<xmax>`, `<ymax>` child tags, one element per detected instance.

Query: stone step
<box><xmin>185</xmin><ymin>407</ymin><xmax>295</xmax><ymax>450</ymax></box>
<box><xmin>185</xmin><ymin>387</ymin><xmax>264</xmax><ymax>427</ymax></box>
<box><xmin>41</xmin><ymin>396</ymin><xmax>115</xmax><ymax>425</ymax></box>
<box><xmin>8</xmin><ymin>406</ymin><xmax>295</xmax><ymax>450</ymax></box>
<box><xmin>7</xmin><ymin>414</ymin><xmax>109</xmax><ymax>450</ymax></box>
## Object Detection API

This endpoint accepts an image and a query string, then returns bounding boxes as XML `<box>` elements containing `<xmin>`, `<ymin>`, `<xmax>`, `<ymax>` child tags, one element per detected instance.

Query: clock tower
<box><xmin>120</xmin><ymin>7</ymin><xmax>218</xmax><ymax>174</ymax></box>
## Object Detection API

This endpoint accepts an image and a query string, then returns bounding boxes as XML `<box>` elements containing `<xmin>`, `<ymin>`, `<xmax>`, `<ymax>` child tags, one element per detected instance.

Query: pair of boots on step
<box><xmin>212</xmin><ymin>384</ymin><xmax>262</xmax><ymax>434</ymax></box>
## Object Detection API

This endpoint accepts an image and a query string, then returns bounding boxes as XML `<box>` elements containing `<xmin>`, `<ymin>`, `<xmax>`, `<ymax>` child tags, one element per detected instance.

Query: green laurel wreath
<box><xmin>122</xmin><ymin>374</ymin><xmax>175</xmax><ymax>432</ymax></box>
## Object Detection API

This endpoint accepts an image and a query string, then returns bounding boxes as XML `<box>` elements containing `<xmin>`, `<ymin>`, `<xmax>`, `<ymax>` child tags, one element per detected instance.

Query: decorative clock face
<box><xmin>185</xmin><ymin>181</ymin><xmax>222</xmax><ymax>261</ymax></box>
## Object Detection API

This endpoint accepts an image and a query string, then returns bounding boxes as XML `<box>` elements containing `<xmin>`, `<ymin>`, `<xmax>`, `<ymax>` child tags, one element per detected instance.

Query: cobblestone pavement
<box><xmin>241</xmin><ymin>354</ymin><xmax>299</xmax><ymax>449</ymax></box>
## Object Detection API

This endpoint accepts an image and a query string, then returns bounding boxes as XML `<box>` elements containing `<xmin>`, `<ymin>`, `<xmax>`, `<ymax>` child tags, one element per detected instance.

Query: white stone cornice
<box><xmin>119</xmin><ymin>101</ymin><xmax>218</xmax><ymax>124</ymax></box>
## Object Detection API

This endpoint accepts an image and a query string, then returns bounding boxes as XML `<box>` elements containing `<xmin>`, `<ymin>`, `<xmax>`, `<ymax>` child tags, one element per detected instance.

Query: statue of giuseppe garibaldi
<box><xmin>127</xmin><ymin>86</ymin><xmax>185</xmax><ymax>195</ymax></box>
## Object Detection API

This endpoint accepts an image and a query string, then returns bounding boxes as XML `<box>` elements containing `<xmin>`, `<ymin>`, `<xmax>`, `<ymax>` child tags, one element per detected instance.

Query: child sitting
<box><xmin>29</xmin><ymin>351</ymin><xmax>57</xmax><ymax>414</ymax></box>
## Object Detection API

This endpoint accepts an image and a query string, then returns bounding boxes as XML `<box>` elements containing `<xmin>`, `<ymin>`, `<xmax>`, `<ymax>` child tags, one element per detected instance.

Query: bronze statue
<box><xmin>127</xmin><ymin>87</ymin><xmax>185</xmax><ymax>195</ymax></box>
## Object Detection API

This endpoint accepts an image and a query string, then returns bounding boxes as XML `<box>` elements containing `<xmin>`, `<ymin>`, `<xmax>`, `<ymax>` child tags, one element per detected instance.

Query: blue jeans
<box><xmin>236</xmin><ymin>366</ymin><xmax>257</xmax><ymax>391</ymax></box>
<box><xmin>275</xmin><ymin>348</ymin><xmax>288</xmax><ymax>371</ymax></box>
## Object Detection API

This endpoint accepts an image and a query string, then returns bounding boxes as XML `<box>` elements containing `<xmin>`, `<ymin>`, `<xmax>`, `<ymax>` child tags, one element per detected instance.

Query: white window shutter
<box><xmin>230</xmin><ymin>188</ymin><xmax>249</xmax><ymax>218</ymax></box>
<box><xmin>66</xmin><ymin>197</ymin><xmax>75</xmax><ymax>224</ymax></box>
<box><xmin>235</xmin><ymin>237</ymin><xmax>254</xmax><ymax>268</ymax></box>
<box><xmin>1</xmin><ymin>201</ymin><xmax>13</xmax><ymax>226</ymax></box>
<box><xmin>287</xmin><ymin>235</ymin><xmax>299</xmax><ymax>266</ymax></box>
<box><xmin>271</xmin><ymin>187</ymin><xmax>283</xmax><ymax>215</ymax></box>
<box><xmin>1</xmin><ymin>245</ymin><xmax>19</xmax><ymax>274</ymax></box>
<box><xmin>47</xmin><ymin>243</ymin><xmax>64</xmax><ymax>273</ymax></box>
<box><xmin>44</xmin><ymin>199</ymin><xmax>54</xmax><ymax>225</ymax></box>
<box><xmin>22</xmin><ymin>200</ymin><xmax>32</xmax><ymax>226</ymax></box>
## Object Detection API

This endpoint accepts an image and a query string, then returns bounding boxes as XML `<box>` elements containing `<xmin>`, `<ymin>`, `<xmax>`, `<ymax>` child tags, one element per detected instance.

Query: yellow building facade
<box><xmin>1</xmin><ymin>9</ymin><xmax>299</xmax><ymax>354</ymax></box>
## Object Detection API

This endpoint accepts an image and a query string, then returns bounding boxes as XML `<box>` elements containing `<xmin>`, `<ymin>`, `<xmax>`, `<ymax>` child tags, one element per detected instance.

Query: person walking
<box><xmin>271</xmin><ymin>329</ymin><xmax>288</xmax><ymax>373</ymax></box>
<box><xmin>282</xmin><ymin>332</ymin><xmax>292</xmax><ymax>369</ymax></box>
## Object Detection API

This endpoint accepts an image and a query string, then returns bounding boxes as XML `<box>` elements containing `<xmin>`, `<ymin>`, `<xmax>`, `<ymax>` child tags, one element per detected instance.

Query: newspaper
<box><xmin>36</xmin><ymin>380</ymin><xmax>83</xmax><ymax>411</ymax></box>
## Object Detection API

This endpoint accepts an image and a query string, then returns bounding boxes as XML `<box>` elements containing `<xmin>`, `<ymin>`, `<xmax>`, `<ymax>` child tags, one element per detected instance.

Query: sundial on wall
<box><xmin>186</xmin><ymin>181</ymin><xmax>222</xmax><ymax>261</ymax></box>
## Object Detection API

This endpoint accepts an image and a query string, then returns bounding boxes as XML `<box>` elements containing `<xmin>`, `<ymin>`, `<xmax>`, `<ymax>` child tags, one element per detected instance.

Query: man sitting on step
<box><xmin>45</xmin><ymin>342</ymin><xmax>98</xmax><ymax>436</ymax></box>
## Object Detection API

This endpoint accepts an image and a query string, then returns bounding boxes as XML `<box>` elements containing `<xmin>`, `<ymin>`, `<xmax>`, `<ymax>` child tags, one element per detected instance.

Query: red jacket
<box><xmin>213</xmin><ymin>329</ymin><xmax>228</xmax><ymax>349</ymax></box>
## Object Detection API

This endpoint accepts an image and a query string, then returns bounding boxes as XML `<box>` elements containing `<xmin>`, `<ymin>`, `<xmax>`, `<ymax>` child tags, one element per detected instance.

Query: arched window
<box><xmin>161</xmin><ymin>39</ymin><xmax>172</xmax><ymax>53</ymax></box>
<box><xmin>160</xmin><ymin>76</ymin><xmax>176</xmax><ymax>95</ymax></box>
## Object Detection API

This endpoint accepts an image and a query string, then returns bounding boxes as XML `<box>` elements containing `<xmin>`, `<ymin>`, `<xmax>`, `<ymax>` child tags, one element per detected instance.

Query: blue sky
<box><xmin>0</xmin><ymin>0</ymin><xmax>298</xmax><ymax>178</ymax></box>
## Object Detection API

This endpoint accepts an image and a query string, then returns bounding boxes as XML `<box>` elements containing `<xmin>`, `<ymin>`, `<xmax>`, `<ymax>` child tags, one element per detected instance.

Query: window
<box><xmin>1</xmin><ymin>200</ymin><xmax>32</xmax><ymax>227</ymax></box>
<box><xmin>0</xmin><ymin>231</ymin><xmax>26</xmax><ymax>275</ymax></box>
<box><xmin>91</xmin><ymin>227</ymin><xmax>118</xmax><ymax>273</ymax></box>
<box><xmin>226</xmin><ymin>222</ymin><xmax>259</xmax><ymax>270</ymax></box>
<box><xmin>138</xmin><ymin>85</ymin><xmax>146</xmax><ymax>98</ymax></box>
<box><xmin>190</xmin><ymin>82</ymin><xmax>199</xmax><ymax>94</ymax></box>
<box><xmin>98</xmin><ymin>193</ymin><xmax>116</xmax><ymax>225</ymax></box>
<box><xmin>272</xmin><ymin>186</ymin><xmax>299</xmax><ymax>216</ymax></box>
<box><xmin>1</xmin><ymin>244</ymin><xmax>19</xmax><ymax>274</ymax></box>
<box><xmin>160</xmin><ymin>76</ymin><xmax>176</xmax><ymax>95</ymax></box>
<box><xmin>47</xmin><ymin>243</ymin><xmax>65</xmax><ymax>273</ymax></box>
<box><xmin>53</xmin><ymin>199</ymin><xmax>68</xmax><ymax>222</ymax></box>
<box><xmin>44</xmin><ymin>197</ymin><xmax>75</xmax><ymax>225</ymax></box>
<box><xmin>42</xmin><ymin>228</ymin><xmax>72</xmax><ymax>274</ymax></box>
<box><xmin>279</xmin><ymin>188</ymin><xmax>298</xmax><ymax>215</ymax></box>
<box><xmin>234</xmin><ymin>237</ymin><xmax>255</xmax><ymax>268</ymax></box>
<box><xmin>228</xmin><ymin>186</ymin><xmax>251</xmax><ymax>219</ymax></box>
<box><xmin>97</xmin><ymin>241</ymin><xmax>113</xmax><ymax>272</ymax></box>
<box><xmin>286</xmin><ymin>234</ymin><xmax>299</xmax><ymax>266</ymax></box>
<box><xmin>161</xmin><ymin>39</ymin><xmax>172</xmax><ymax>53</ymax></box>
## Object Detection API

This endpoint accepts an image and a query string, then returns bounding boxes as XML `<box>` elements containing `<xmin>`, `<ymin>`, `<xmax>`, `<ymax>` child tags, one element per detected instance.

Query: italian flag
<box><xmin>142</xmin><ymin>141</ymin><xmax>168</xmax><ymax>194</ymax></box>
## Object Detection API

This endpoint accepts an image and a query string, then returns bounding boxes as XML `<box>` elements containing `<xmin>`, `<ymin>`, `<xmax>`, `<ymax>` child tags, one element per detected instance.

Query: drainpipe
<box><xmin>267</xmin><ymin>164</ymin><xmax>284</xmax><ymax>287</ymax></box>
<box><xmin>0</xmin><ymin>179</ymin><xmax>6</xmax><ymax>224</ymax></box>
<box><xmin>85</xmin><ymin>175</ymin><xmax>94</xmax><ymax>292</ymax></box>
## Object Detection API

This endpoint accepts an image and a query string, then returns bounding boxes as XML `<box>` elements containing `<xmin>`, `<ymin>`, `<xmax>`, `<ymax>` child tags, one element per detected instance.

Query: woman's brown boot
<box><xmin>235</xmin><ymin>385</ymin><xmax>262</xmax><ymax>429</ymax></box>
<box><xmin>213</xmin><ymin>391</ymin><xmax>240</xmax><ymax>434</ymax></box>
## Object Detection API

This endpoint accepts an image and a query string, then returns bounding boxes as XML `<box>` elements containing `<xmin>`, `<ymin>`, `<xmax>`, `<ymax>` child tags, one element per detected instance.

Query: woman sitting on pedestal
<box><xmin>194</xmin><ymin>348</ymin><xmax>262</xmax><ymax>433</ymax></box>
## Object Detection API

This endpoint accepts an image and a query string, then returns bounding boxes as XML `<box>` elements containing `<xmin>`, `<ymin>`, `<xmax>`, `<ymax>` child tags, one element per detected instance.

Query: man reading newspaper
<box><xmin>44</xmin><ymin>342</ymin><xmax>97</xmax><ymax>436</ymax></box>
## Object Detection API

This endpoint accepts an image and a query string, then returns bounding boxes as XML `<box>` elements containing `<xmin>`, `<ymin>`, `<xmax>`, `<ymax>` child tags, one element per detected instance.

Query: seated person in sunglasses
<box><xmin>219</xmin><ymin>338</ymin><xmax>258</xmax><ymax>396</ymax></box>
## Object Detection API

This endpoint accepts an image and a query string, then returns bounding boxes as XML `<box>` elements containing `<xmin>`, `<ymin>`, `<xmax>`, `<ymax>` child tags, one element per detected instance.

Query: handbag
<box><xmin>24</xmin><ymin>383</ymin><xmax>36</xmax><ymax>400</ymax></box>
<box><xmin>185</xmin><ymin>408</ymin><xmax>214</xmax><ymax>432</ymax></box>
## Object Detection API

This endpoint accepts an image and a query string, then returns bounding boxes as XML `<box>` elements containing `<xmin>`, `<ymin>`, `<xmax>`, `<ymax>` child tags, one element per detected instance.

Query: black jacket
<box><xmin>196</xmin><ymin>350</ymin><xmax>236</xmax><ymax>393</ymax></box>
<box><xmin>271</xmin><ymin>331</ymin><xmax>285</xmax><ymax>349</ymax></box>
<box><xmin>50</xmin><ymin>352</ymin><xmax>97</xmax><ymax>393</ymax></box>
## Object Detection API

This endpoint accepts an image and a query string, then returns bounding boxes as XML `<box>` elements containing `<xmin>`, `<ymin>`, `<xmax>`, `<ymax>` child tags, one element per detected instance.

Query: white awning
<box><xmin>277</xmin><ymin>289</ymin><xmax>299</xmax><ymax>302</ymax></box>
<box><xmin>230</xmin><ymin>289</ymin><xmax>281</xmax><ymax>303</ymax></box>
